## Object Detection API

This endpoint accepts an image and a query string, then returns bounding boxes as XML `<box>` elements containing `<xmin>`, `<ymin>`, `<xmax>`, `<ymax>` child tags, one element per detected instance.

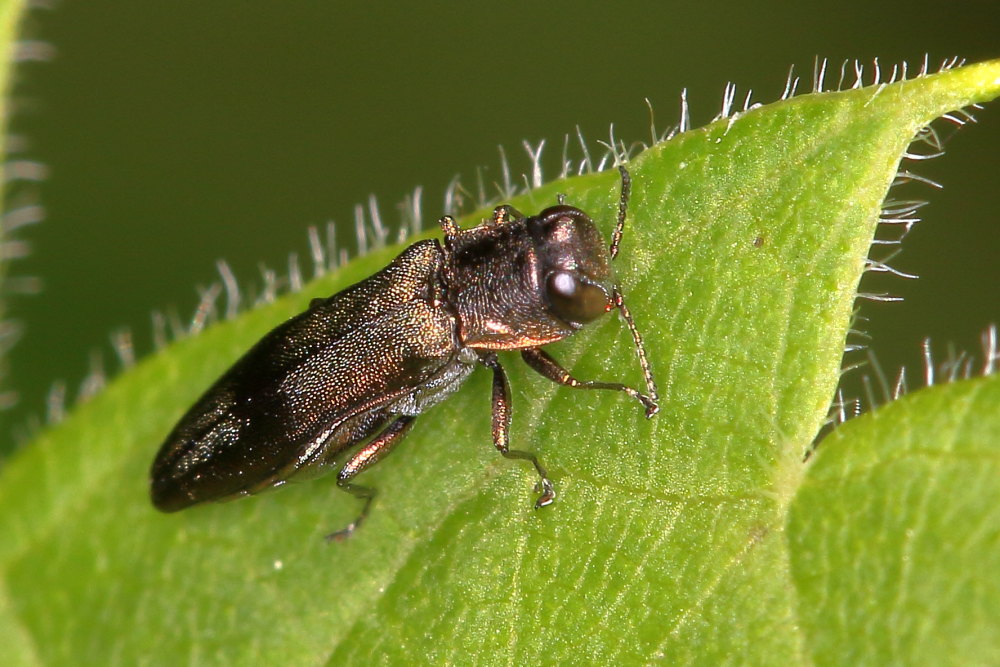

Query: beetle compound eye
<box><xmin>545</xmin><ymin>271</ymin><xmax>609</xmax><ymax>325</ymax></box>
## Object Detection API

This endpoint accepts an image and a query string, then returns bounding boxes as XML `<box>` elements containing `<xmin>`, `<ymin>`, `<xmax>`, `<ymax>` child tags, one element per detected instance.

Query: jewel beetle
<box><xmin>150</xmin><ymin>166</ymin><xmax>658</xmax><ymax>540</ymax></box>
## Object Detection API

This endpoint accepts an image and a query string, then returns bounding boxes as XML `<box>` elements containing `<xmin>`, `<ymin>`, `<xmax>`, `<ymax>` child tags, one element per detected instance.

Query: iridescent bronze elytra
<box><xmin>150</xmin><ymin>166</ymin><xmax>658</xmax><ymax>540</ymax></box>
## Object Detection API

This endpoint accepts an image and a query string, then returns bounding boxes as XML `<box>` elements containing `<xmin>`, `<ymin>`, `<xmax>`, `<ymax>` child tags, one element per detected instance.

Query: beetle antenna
<box><xmin>609</xmin><ymin>165</ymin><xmax>631</xmax><ymax>260</ymax></box>
<box><xmin>613</xmin><ymin>288</ymin><xmax>659</xmax><ymax>416</ymax></box>
<box><xmin>607</xmin><ymin>165</ymin><xmax>656</xmax><ymax>414</ymax></box>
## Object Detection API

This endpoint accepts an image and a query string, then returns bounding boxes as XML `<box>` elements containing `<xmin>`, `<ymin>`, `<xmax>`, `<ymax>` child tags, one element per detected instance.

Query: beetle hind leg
<box><xmin>326</xmin><ymin>415</ymin><xmax>416</xmax><ymax>542</ymax></box>
<box><xmin>480</xmin><ymin>353</ymin><xmax>556</xmax><ymax>509</ymax></box>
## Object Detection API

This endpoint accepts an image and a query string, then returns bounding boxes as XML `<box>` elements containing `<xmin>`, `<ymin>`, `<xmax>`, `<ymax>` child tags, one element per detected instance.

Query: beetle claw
<box><xmin>533</xmin><ymin>479</ymin><xmax>556</xmax><ymax>508</ymax></box>
<box><xmin>325</xmin><ymin>523</ymin><xmax>357</xmax><ymax>543</ymax></box>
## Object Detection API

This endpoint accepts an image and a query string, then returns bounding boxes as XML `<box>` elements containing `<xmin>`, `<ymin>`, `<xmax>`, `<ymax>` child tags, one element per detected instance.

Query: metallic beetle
<box><xmin>150</xmin><ymin>166</ymin><xmax>658</xmax><ymax>540</ymax></box>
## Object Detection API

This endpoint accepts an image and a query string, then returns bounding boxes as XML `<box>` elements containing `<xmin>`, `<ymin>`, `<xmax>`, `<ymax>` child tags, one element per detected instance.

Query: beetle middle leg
<box><xmin>479</xmin><ymin>353</ymin><xmax>556</xmax><ymax>509</ymax></box>
<box><xmin>521</xmin><ymin>347</ymin><xmax>659</xmax><ymax>417</ymax></box>
<box><xmin>326</xmin><ymin>415</ymin><xmax>416</xmax><ymax>542</ymax></box>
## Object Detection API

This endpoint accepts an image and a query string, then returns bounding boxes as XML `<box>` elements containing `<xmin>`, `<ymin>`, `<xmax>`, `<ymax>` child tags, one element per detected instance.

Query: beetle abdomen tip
<box><xmin>150</xmin><ymin>477</ymin><xmax>196</xmax><ymax>513</ymax></box>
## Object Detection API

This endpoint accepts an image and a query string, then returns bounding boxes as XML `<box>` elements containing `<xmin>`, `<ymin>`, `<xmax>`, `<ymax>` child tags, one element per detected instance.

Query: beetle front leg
<box><xmin>479</xmin><ymin>353</ymin><xmax>556</xmax><ymax>509</ymax></box>
<box><xmin>521</xmin><ymin>347</ymin><xmax>659</xmax><ymax>418</ymax></box>
<box><xmin>327</xmin><ymin>415</ymin><xmax>416</xmax><ymax>542</ymax></box>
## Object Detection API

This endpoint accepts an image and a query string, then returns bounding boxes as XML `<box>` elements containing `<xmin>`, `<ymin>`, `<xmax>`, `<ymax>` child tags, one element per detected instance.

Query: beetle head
<box><xmin>529</xmin><ymin>205</ymin><xmax>614</xmax><ymax>327</ymax></box>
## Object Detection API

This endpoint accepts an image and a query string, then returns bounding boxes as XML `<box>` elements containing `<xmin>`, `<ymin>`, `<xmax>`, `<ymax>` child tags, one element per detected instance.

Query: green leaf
<box><xmin>1</xmin><ymin>59</ymin><xmax>998</xmax><ymax>664</ymax></box>
<box><xmin>790</xmin><ymin>372</ymin><xmax>1000</xmax><ymax>666</ymax></box>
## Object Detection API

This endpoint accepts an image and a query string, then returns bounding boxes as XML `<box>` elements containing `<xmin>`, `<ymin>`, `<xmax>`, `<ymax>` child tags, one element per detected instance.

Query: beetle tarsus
<box><xmin>501</xmin><ymin>447</ymin><xmax>555</xmax><ymax>508</ymax></box>
<box><xmin>325</xmin><ymin>521</ymin><xmax>359</xmax><ymax>543</ymax></box>
<box><xmin>326</xmin><ymin>482</ymin><xmax>375</xmax><ymax>542</ymax></box>
<box><xmin>533</xmin><ymin>478</ymin><xmax>556</xmax><ymax>508</ymax></box>
<box><xmin>521</xmin><ymin>347</ymin><xmax>657</xmax><ymax>418</ymax></box>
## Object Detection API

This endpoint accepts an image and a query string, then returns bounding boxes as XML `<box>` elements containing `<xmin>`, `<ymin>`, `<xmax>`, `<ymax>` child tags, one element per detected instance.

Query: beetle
<box><xmin>150</xmin><ymin>166</ymin><xmax>658</xmax><ymax>540</ymax></box>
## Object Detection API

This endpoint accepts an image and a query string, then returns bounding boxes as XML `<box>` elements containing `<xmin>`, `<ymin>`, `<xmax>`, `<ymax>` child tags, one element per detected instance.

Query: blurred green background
<box><xmin>2</xmin><ymin>2</ymin><xmax>998</xmax><ymax>449</ymax></box>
